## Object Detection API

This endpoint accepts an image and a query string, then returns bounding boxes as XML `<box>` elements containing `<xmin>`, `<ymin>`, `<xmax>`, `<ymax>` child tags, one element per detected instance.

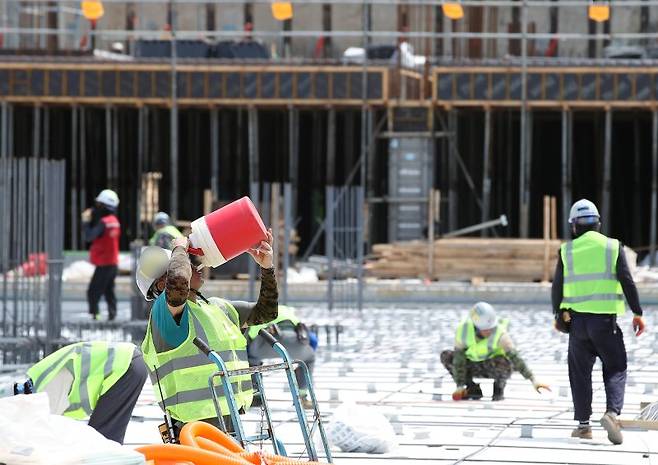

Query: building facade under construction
<box><xmin>1</xmin><ymin>0</ymin><xmax>658</xmax><ymax>260</ymax></box>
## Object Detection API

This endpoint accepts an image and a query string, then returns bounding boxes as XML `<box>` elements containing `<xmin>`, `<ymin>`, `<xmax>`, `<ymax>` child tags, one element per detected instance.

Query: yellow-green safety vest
<box><xmin>560</xmin><ymin>231</ymin><xmax>625</xmax><ymax>315</ymax></box>
<box><xmin>247</xmin><ymin>305</ymin><xmax>298</xmax><ymax>340</ymax></box>
<box><xmin>142</xmin><ymin>298</ymin><xmax>253</xmax><ymax>423</ymax></box>
<box><xmin>26</xmin><ymin>342</ymin><xmax>135</xmax><ymax>420</ymax></box>
<box><xmin>149</xmin><ymin>225</ymin><xmax>184</xmax><ymax>247</ymax></box>
<box><xmin>455</xmin><ymin>318</ymin><xmax>509</xmax><ymax>362</ymax></box>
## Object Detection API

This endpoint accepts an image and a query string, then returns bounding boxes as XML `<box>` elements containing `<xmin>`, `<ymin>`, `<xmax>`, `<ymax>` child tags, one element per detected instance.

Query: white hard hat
<box><xmin>469</xmin><ymin>302</ymin><xmax>498</xmax><ymax>330</ymax></box>
<box><xmin>153</xmin><ymin>212</ymin><xmax>171</xmax><ymax>227</ymax></box>
<box><xmin>568</xmin><ymin>199</ymin><xmax>600</xmax><ymax>224</ymax></box>
<box><xmin>95</xmin><ymin>189</ymin><xmax>119</xmax><ymax>209</ymax></box>
<box><xmin>136</xmin><ymin>246</ymin><xmax>171</xmax><ymax>301</ymax></box>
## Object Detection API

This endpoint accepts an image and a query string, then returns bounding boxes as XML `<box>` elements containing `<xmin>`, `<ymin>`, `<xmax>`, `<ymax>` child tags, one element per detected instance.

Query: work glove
<box><xmin>452</xmin><ymin>387</ymin><xmax>468</xmax><ymax>401</ymax></box>
<box><xmin>632</xmin><ymin>315</ymin><xmax>646</xmax><ymax>336</ymax></box>
<box><xmin>532</xmin><ymin>381</ymin><xmax>551</xmax><ymax>394</ymax></box>
<box><xmin>81</xmin><ymin>208</ymin><xmax>93</xmax><ymax>223</ymax></box>
<box><xmin>553</xmin><ymin>310</ymin><xmax>571</xmax><ymax>334</ymax></box>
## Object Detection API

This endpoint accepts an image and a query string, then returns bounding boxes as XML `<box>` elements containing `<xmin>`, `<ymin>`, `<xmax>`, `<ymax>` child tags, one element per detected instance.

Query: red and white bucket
<box><xmin>188</xmin><ymin>197</ymin><xmax>268</xmax><ymax>268</ymax></box>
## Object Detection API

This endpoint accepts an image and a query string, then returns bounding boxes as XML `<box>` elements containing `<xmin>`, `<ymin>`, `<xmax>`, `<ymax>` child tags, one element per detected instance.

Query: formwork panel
<box><xmin>137</xmin><ymin>72</ymin><xmax>151</xmax><ymax>98</ymax></box>
<box><xmin>473</xmin><ymin>74</ymin><xmax>487</xmax><ymax>100</ymax></box>
<box><xmin>543</xmin><ymin>74</ymin><xmax>559</xmax><ymax>100</ymax></box>
<box><xmin>261</xmin><ymin>73</ymin><xmax>275</xmax><ymax>99</ymax></box>
<box><xmin>316</xmin><ymin>73</ymin><xmax>329</xmax><ymax>99</ymax></box>
<box><xmin>154</xmin><ymin>72</ymin><xmax>169</xmax><ymax>99</ymax></box>
<box><xmin>600</xmin><ymin>74</ymin><xmax>613</xmax><ymax>101</ymax></box>
<box><xmin>48</xmin><ymin>70</ymin><xmax>63</xmax><ymax>96</ymax></box>
<box><xmin>368</xmin><ymin>73</ymin><xmax>383</xmax><ymax>99</ymax></box>
<box><xmin>279</xmin><ymin>73</ymin><xmax>293</xmax><ymax>98</ymax></box>
<box><xmin>509</xmin><ymin>73</ymin><xmax>521</xmax><ymax>100</ymax></box>
<box><xmin>563</xmin><ymin>74</ymin><xmax>579</xmax><ymax>100</ymax></box>
<box><xmin>456</xmin><ymin>73</ymin><xmax>471</xmax><ymax>100</ymax></box>
<box><xmin>226</xmin><ymin>73</ymin><xmax>241</xmax><ymax>98</ymax></box>
<box><xmin>332</xmin><ymin>73</ymin><xmax>347</xmax><ymax>99</ymax></box>
<box><xmin>12</xmin><ymin>70</ymin><xmax>29</xmax><ymax>96</ymax></box>
<box><xmin>635</xmin><ymin>74</ymin><xmax>651</xmax><ymax>101</ymax></box>
<box><xmin>528</xmin><ymin>74</ymin><xmax>542</xmax><ymax>100</ymax></box>
<box><xmin>349</xmin><ymin>73</ymin><xmax>363</xmax><ymax>99</ymax></box>
<box><xmin>177</xmin><ymin>73</ymin><xmax>189</xmax><ymax>98</ymax></box>
<box><xmin>298</xmin><ymin>72</ymin><xmax>312</xmax><ymax>98</ymax></box>
<box><xmin>102</xmin><ymin>71</ymin><xmax>117</xmax><ymax>97</ymax></box>
<box><xmin>244</xmin><ymin>73</ymin><xmax>257</xmax><ymax>99</ymax></box>
<box><xmin>438</xmin><ymin>74</ymin><xmax>453</xmax><ymax>100</ymax></box>
<box><xmin>190</xmin><ymin>72</ymin><xmax>205</xmax><ymax>98</ymax></box>
<box><xmin>208</xmin><ymin>73</ymin><xmax>222</xmax><ymax>98</ymax></box>
<box><xmin>118</xmin><ymin>71</ymin><xmax>134</xmax><ymax>98</ymax></box>
<box><xmin>617</xmin><ymin>74</ymin><xmax>632</xmax><ymax>100</ymax></box>
<box><xmin>0</xmin><ymin>70</ymin><xmax>8</xmax><ymax>95</ymax></box>
<box><xmin>66</xmin><ymin>70</ymin><xmax>80</xmax><ymax>97</ymax></box>
<box><xmin>580</xmin><ymin>74</ymin><xmax>597</xmax><ymax>100</ymax></box>
<box><xmin>84</xmin><ymin>70</ymin><xmax>100</xmax><ymax>97</ymax></box>
<box><xmin>30</xmin><ymin>70</ymin><xmax>45</xmax><ymax>96</ymax></box>
<box><xmin>491</xmin><ymin>74</ymin><xmax>506</xmax><ymax>100</ymax></box>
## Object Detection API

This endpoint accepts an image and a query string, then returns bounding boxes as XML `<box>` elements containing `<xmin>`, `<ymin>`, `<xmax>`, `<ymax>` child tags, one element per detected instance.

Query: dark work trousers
<box><xmin>87</xmin><ymin>265</ymin><xmax>118</xmax><ymax>319</ymax></box>
<box><xmin>88</xmin><ymin>349</ymin><xmax>148</xmax><ymax>444</ymax></box>
<box><xmin>568</xmin><ymin>312</ymin><xmax>627</xmax><ymax>422</ymax></box>
<box><xmin>440</xmin><ymin>350</ymin><xmax>513</xmax><ymax>389</ymax></box>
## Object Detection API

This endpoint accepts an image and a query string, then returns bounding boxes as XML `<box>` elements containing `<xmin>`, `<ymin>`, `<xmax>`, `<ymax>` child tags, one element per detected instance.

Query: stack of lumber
<box><xmin>366</xmin><ymin>238</ymin><xmax>562</xmax><ymax>282</ymax></box>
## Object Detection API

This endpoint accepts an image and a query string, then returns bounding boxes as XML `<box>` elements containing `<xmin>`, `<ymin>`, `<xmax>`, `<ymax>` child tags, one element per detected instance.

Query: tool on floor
<box><xmin>154</xmin><ymin>364</ymin><xmax>179</xmax><ymax>444</ymax></box>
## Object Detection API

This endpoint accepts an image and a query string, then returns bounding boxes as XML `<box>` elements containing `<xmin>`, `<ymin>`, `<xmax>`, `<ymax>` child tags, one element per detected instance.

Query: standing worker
<box><xmin>82</xmin><ymin>189</ymin><xmax>121</xmax><ymax>321</ymax></box>
<box><xmin>441</xmin><ymin>302</ymin><xmax>550</xmax><ymax>401</ymax></box>
<box><xmin>246</xmin><ymin>305</ymin><xmax>316</xmax><ymax>409</ymax></box>
<box><xmin>553</xmin><ymin>199</ymin><xmax>646</xmax><ymax>444</ymax></box>
<box><xmin>136</xmin><ymin>232</ymin><xmax>278</xmax><ymax>437</ymax></box>
<box><xmin>13</xmin><ymin>341</ymin><xmax>147</xmax><ymax>444</ymax></box>
<box><xmin>149</xmin><ymin>211</ymin><xmax>183</xmax><ymax>250</ymax></box>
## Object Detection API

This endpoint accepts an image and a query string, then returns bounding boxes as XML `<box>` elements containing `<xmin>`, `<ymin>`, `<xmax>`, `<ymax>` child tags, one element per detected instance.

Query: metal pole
<box><xmin>448</xmin><ymin>110</ymin><xmax>458</xmax><ymax>231</ymax></box>
<box><xmin>71</xmin><ymin>106</ymin><xmax>78</xmax><ymax>250</ymax></box>
<box><xmin>105</xmin><ymin>105</ymin><xmax>112</xmax><ymax>184</ymax></box>
<box><xmin>356</xmin><ymin>186</ymin><xmax>364</xmax><ymax>311</ymax></box>
<box><xmin>170</xmin><ymin>0</ymin><xmax>179</xmax><ymax>221</ymax></box>
<box><xmin>210</xmin><ymin>107</ymin><xmax>219</xmax><ymax>200</ymax></box>
<box><xmin>44</xmin><ymin>107</ymin><xmax>50</xmax><ymax>159</ymax></box>
<box><xmin>650</xmin><ymin>110</ymin><xmax>657</xmax><ymax>266</ymax></box>
<box><xmin>283</xmin><ymin>183</ymin><xmax>292</xmax><ymax>304</ymax></box>
<box><xmin>519</xmin><ymin>0</ymin><xmax>529</xmax><ymax>238</ymax></box>
<box><xmin>327</xmin><ymin>108</ymin><xmax>336</xmax><ymax>186</ymax></box>
<box><xmin>481</xmin><ymin>108</ymin><xmax>492</xmax><ymax>236</ymax></box>
<box><xmin>137</xmin><ymin>106</ymin><xmax>145</xmax><ymax>240</ymax></box>
<box><xmin>326</xmin><ymin>186</ymin><xmax>334</xmax><ymax>311</ymax></box>
<box><xmin>288</xmin><ymin>107</ymin><xmax>299</xmax><ymax>222</ymax></box>
<box><xmin>1</xmin><ymin>102</ymin><xmax>7</xmax><ymax>158</ymax></box>
<box><xmin>602</xmin><ymin>108</ymin><xmax>612</xmax><ymax>235</ymax></box>
<box><xmin>32</xmin><ymin>105</ymin><xmax>41</xmax><ymax>158</ymax></box>
<box><xmin>561</xmin><ymin>108</ymin><xmax>572</xmax><ymax>239</ymax></box>
<box><xmin>80</xmin><ymin>106</ymin><xmax>86</xmax><ymax>228</ymax></box>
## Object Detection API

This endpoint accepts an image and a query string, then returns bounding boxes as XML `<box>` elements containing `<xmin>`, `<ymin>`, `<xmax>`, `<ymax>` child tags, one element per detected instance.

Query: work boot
<box><xmin>492</xmin><ymin>382</ymin><xmax>505</xmax><ymax>401</ymax></box>
<box><xmin>463</xmin><ymin>383</ymin><xmax>483</xmax><ymax>400</ymax></box>
<box><xmin>571</xmin><ymin>426</ymin><xmax>593</xmax><ymax>440</ymax></box>
<box><xmin>600</xmin><ymin>412</ymin><xmax>623</xmax><ymax>445</ymax></box>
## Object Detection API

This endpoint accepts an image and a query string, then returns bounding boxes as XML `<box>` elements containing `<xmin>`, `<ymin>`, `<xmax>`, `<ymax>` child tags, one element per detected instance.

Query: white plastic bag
<box><xmin>0</xmin><ymin>393</ymin><xmax>145</xmax><ymax>465</ymax></box>
<box><xmin>325</xmin><ymin>402</ymin><xmax>397</xmax><ymax>454</ymax></box>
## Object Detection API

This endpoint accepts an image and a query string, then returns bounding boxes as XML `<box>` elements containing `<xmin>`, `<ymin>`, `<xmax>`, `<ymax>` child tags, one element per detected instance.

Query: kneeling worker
<box><xmin>136</xmin><ymin>232</ymin><xmax>277</xmax><ymax>434</ymax></box>
<box><xmin>246</xmin><ymin>305</ymin><xmax>316</xmax><ymax>409</ymax></box>
<box><xmin>441</xmin><ymin>302</ymin><xmax>550</xmax><ymax>401</ymax></box>
<box><xmin>13</xmin><ymin>341</ymin><xmax>147</xmax><ymax>444</ymax></box>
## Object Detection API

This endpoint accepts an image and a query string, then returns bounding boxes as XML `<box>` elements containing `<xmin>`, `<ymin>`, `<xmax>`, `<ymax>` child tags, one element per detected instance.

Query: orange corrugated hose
<box><xmin>137</xmin><ymin>422</ymin><xmax>326</xmax><ymax>465</ymax></box>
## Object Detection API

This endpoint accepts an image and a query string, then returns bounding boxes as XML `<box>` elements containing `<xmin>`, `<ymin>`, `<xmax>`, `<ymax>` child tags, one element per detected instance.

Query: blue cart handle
<box><xmin>259</xmin><ymin>329</ymin><xmax>278</xmax><ymax>346</ymax></box>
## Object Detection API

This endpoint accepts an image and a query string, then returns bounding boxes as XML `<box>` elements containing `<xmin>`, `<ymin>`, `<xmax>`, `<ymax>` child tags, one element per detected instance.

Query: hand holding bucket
<box><xmin>188</xmin><ymin>197</ymin><xmax>269</xmax><ymax>269</ymax></box>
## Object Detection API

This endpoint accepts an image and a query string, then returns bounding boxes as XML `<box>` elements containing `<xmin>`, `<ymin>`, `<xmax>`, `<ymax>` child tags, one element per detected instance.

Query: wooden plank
<box><xmin>619</xmin><ymin>419</ymin><xmax>658</xmax><ymax>431</ymax></box>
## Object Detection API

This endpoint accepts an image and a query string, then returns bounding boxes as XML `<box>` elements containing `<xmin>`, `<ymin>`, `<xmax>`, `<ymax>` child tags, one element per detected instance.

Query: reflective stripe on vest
<box><xmin>455</xmin><ymin>319</ymin><xmax>508</xmax><ymax>362</ymax></box>
<box><xmin>27</xmin><ymin>342</ymin><xmax>134</xmax><ymax>420</ymax></box>
<box><xmin>560</xmin><ymin>231</ymin><xmax>625</xmax><ymax>315</ymax></box>
<box><xmin>142</xmin><ymin>298</ymin><xmax>253</xmax><ymax>422</ymax></box>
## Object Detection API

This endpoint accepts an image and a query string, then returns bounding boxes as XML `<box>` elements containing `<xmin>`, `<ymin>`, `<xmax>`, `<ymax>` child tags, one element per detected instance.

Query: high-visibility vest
<box><xmin>26</xmin><ymin>342</ymin><xmax>135</xmax><ymax>419</ymax></box>
<box><xmin>149</xmin><ymin>225</ymin><xmax>184</xmax><ymax>247</ymax></box>
<box><xmin>142</xmin><ymin>298</ymin><xmax>253</xmax><ymax>423</ymax></box>
<box><xmin>455</xmin><ymin>318</ymin><xmax>509</xmax><ymax>362</ymax></box>
<box><xmin>560</xmin><ymin>231</ymin><xmax>625</xmax><ymax>315</ymax></box>
<box><xmin>90</xmin><ymin>214</ymin><xmax>120</xmax><ymax>266</ymax></box>
<box><xmin>247</xmin><ymin>305</ymin><xmax>298</xmax><ymax>341</ymax></box>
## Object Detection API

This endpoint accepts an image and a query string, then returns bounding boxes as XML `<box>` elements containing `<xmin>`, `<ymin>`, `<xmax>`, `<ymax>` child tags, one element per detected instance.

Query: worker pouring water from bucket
<box><xmin>136</xmin><ymin>197</ymin><xmax>279</xmax><ymax>438</ymax></box>
<box><xmin>552</xmin><ymin>199</ymin><xmax>647</xmax><ymax>444</ymax></box>
<box><xmin>441</xmin><ymin>302</ymin><xmax>551</xmax><ymax>401</ymax></box>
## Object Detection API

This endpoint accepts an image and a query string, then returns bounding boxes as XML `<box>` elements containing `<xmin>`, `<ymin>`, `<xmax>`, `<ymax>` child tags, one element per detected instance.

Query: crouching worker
<box><xmin>136</xmin><ymin>233</ymin><xmax>277</xmax><ymax>436</ymax></box>
<box><xmin>441</xmin><ymin>302</ymin><xmax>550</xmax><ymax>401</ymax></box>
<box><xmin>247</xmin><ymin>305</ymin><xmax>316</xmax><ymax>409</ymax></box>
<box><xmin>13</xmin><ymin>341</ymin><xmax>147</xmax><ymax>444</ymax></box>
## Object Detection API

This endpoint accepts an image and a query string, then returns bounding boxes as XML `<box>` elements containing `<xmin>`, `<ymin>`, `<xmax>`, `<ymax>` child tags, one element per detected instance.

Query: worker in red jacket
<box><xmin>82</xmin><ymin>189</ymin><xmax>121</xmax><ymax>321</ymax></box>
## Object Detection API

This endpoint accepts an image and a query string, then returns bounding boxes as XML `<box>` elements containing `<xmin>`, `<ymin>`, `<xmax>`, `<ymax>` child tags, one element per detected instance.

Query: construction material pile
<box><xmin>366</xmin><ymin>238</ymin><xmax>562</xmax><ymax>282</ymax></box>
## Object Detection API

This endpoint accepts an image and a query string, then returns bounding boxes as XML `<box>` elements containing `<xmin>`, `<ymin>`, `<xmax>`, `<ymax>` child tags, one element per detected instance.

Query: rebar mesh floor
<box><xmin>118</xmin><ymin>304</ymin><xmax>658</xmax><ymax>464</ymax></box>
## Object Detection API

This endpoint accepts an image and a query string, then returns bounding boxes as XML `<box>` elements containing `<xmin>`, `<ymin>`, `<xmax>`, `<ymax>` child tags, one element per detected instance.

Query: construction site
<box><xmin>2</xmin><ymin>0</ymin><xmax>658</xmax><ymax>464</ymax></box>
